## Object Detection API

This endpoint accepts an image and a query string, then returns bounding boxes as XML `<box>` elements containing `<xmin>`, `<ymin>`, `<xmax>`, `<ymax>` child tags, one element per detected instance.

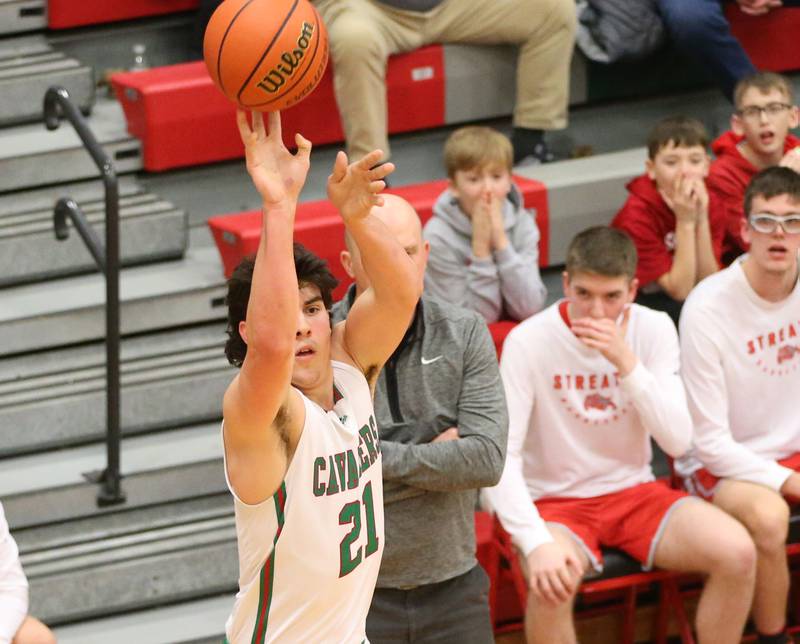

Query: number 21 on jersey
<box><xmin>338</xmin><ymin>481</ymin><xmax>379</xmax><ymax>576</ymax></box>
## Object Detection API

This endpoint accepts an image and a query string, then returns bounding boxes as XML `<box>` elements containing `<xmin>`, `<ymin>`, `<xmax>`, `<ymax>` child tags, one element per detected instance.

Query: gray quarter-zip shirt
<box><xmin>332</xmin><ymin>290</ymin><xmax>508</xmax><ymax>588</ymax></box>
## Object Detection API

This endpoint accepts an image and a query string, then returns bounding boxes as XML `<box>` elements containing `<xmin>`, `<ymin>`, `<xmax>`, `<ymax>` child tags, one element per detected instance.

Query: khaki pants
<box><xmin>314</xmin><ymin>0</ymin><xmax>576</xmax><ymax>160</ymax></box>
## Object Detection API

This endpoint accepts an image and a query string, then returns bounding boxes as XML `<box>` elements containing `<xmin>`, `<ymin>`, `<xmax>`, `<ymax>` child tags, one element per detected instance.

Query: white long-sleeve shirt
<box><xmin>675</xmin><ymin>258</ymin><xmax>800</xmax><ymax>491</ymax></box>
<box><xmin>0</xmin><ymin>502</ymin><xmax>27</xmax><ymax>644</ymax></box>
<box><xmin>483</xmin><ymin>302</ymin><xmax>692</xmax><ymax>557</ymax></box>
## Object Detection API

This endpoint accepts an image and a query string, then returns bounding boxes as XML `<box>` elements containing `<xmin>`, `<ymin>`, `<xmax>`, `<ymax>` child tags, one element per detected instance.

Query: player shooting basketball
<box><xmin>220</xmin><ymin>110</ymin><xmax>420</xmax><ymax>643</ymax></box>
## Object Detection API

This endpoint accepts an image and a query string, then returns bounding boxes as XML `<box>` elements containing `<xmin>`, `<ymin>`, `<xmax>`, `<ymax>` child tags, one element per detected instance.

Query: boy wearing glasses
<box><xmin>677</xmin><ymin>167</ymin><xmax>800</xmax><ymax>644</ymax></box>
<box><xmin>708</xmin><ymin>72</ymin><xmax>800</xmax><ymax>262</ymax></box>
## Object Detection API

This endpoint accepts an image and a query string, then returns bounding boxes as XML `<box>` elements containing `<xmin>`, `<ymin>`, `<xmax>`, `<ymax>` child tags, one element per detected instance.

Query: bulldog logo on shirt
<box><xmin>777</xmin><ymin>345</ymin><xmax>800</xmax><ymax>365</ymax></box>
<box><xmin>553</xmin><ymin>372</ymin><xmax>630</xmax><ymax>425</ymax></box>
<box><xmin>584</xmin><ymin>393</ymin><xmax>617</xmax><ymax>411</ymax></box>
<box><xmin>746</xmin><ymin>320</ymin><xmax>800</xmax><ymax>375</ymax></box>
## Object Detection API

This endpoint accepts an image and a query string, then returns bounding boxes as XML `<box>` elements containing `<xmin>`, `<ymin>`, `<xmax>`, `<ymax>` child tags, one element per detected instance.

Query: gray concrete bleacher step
<box><xmin>0</xmin><ymin>1</ymin><xmax>46</xmax><ymax>36</ymax></box>
<box><xmin>0</xmin><ymin>245</ymin><xmax>227</xmax><ymax>356</ymax></box>
<box><xmin>0</xmin><ymin>323</ymin><xmax>233</xmax><ymax>455</ymax></box>
<box><xmin>0</xmin><ymin>176</ymin><xmax>188</xmax><ymax>287</ymax></box>
<box><xmin>0</xmin><ymin>35</ymin><xmax>94</xmax><ymax>126</ymax></box>
<box><xmin>516</xmin><ymin>147</ymin><xmax>647</xmax><ymax>265</ymax></box>
<box><xmin>0</xmin><ymin>97</ymin><xmax>140</xmax><ymax>193</ymax></box>
<box><xmin>7</xmin><ymin>463</ymin><xmax>235</xmax><ymax>625</ymax></box>
<box><xmin>53</xmin><ymin>595</ymin><xmax>230</xmax><ymax>644</ymax></box>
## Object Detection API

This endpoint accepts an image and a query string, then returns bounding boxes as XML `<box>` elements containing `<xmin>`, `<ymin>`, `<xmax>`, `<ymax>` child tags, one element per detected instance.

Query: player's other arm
<box><xmin>680</xmin><ymin>306</ymin><xmax>793</xmax><ymax>491</ymax></box>
<box><xmin>329</xmin><ymin>151</ymin><xmax>421</xmax><ymax>380</ymax></box>
<box><xmin>223</xmin><ymin>111</ymin><xmax>311</xmax><ymax>505</ymax></box>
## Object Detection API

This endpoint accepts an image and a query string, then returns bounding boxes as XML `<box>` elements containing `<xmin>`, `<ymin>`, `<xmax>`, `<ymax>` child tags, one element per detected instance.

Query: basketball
<box><xmin>203</xmin><ymin>0</ymin><xmax>329</xmax><ymax>112</ymax></box>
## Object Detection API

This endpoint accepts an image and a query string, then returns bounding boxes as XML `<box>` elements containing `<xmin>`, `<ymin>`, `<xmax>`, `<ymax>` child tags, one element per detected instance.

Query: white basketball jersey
<box><xmin>223</xmin><ymin>361</ymin><xmax>384</xmax><ymax>644</ymax></box>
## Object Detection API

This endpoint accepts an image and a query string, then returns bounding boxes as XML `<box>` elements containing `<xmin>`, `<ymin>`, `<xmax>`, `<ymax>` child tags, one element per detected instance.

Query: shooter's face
<box><xmin>292</xmin><ymin>284</ymin><xmax>332</xmax><ymax>391</ymax></box>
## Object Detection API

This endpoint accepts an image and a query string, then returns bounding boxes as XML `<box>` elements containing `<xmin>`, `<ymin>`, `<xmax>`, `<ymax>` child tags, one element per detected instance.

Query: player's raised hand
<box><xmin>237</xmin><ymin>109</ymin><xmax>311</xmax><ymax>208</ymax></box>
<box><xmin>526</xmin><ymin>541</ymin><xmax>583</xmax><ymax>606</ymax></box>
<box><xmin>327</xmin><ymin>149</ymin><xmax>394</xmax><ymax>224</ymax></box>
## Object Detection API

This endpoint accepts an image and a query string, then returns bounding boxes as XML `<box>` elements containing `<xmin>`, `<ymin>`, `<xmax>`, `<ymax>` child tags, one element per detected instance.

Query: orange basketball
<box><xmin>203</xmin><ymin>0</ymin><xmax>329</xmax><ymax>112</ymax></box>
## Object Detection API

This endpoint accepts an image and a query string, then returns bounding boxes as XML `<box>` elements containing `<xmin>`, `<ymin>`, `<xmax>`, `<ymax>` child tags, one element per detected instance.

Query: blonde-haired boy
<box><xmin>423</xmin><ymin>126</ymin><xmax>547</xmax><ymax>323</ymax></box>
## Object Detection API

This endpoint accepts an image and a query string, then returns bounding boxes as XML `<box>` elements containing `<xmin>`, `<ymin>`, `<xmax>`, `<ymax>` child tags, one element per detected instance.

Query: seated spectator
<box><xmin>423</xmin><ymin>126</ymin><xmax>547</xmax><ymax>323</ymax></box>
<box><xmin>333</xmin><ymin>194</ymin><xmax>507</xmax><ymax>643</ymax></box>
<box><xmin>611</xmin><ymin>116</ymin><xmax>726</xmax><ymax>325</ymax></box>
<box><xmin>656</xmin><ymin>0</ymin><xmax>800</xmax><ymax>102</ymax></box>
<box><xmin>708</xmin><ymin>71</ymin><xmax>800</xmax><ymax>262</ymax></box>
<box><xmin>0</xmin><ymin>502</ymin><xmax>55</xmax><ymax>644</ymax></box>
<box><xmin>483</xmin><ymin>226</ymin><xmax>756</xmax><ymax>644</ymax></box>
<box><xmin>313</xmin><ymin>0</ymin><xmax>576</xmax><ymax>165</ymax></box>
<box><xmin>676</xmin><ymin>167</ymin><xmax>800</xmax><ymax>644</ymax></box>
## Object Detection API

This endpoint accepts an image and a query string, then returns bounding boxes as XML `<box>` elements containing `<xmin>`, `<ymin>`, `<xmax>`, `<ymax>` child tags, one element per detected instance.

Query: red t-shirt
<box><xmin>610</xmin><ymin>175</ymin><xmax>727</xmax><ymax>288</ymax></box>
<box><xmin>707</xmin><ymin>130</ymin><xmax>800</xmax><ymax>259</ymax></box>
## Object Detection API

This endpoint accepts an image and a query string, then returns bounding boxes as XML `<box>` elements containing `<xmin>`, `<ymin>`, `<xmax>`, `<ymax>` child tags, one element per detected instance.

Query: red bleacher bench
<box><xmin>49</xmin><ymin>0</ymin><xmax>200</xmax><ymax>29</ymax></box>
<box><xmin>725</xmin><ymin>5</ymin><xmax>800</xmax><ymax>72</ymax></box>
<box><xmin>111</xmin><ymin>46</ymin><xmax>446</xmax><ymax>171</ymax></box>
<box><xmin>207</xmin><ymin>175</ymin><xmax>548</xmax><ymax>301</ymax></box>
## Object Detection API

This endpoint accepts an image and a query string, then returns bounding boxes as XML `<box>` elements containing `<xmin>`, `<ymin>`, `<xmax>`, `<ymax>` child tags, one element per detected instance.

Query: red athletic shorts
<box><xmin>683</xmin><ymin>452</ymin><xmax>800</xmax><ymax>502</ymax></box>
<box><xmin>536</xmin><ymin>480</ymin><xmax>690</xmax><ymax>574</ymax></box>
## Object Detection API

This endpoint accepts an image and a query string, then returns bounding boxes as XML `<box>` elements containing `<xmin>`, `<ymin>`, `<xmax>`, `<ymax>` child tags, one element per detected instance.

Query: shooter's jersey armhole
<box><xmin>220</xmin><ymin>391</ymin><xmax>310</xmax><ymax>509</ymax></box>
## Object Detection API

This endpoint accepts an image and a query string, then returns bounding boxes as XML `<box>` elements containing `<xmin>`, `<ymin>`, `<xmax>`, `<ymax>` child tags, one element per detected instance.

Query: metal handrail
<box><xmin>44</xmin><ymin>86</ymin><xmax>125</xmax><ymax>507</ymax></box>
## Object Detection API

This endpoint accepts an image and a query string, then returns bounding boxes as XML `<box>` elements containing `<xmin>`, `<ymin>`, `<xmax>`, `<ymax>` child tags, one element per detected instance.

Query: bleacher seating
<box><xmin>0</xmin><ymin>0</ymin><xmax>46</xmax><ymax>35</ymax></box>
<box><xmin>0</xmin><ymin>35</ymin><xmax>94</xmax><ymax>126</ymax></box>
<box><xmin>0</xmin><ymin>98</ymin><xmax>142</xmax><ymax>193</ymax></box>
<box><xmin>207</xmin><ymin>175</ymin><xmax>548</xmax><ymax>300</ymax></box>
<box><xmin>47</xmin><ymin>0</ymin><xmax>200</xmax><ymax>29</ymax></box>
<box><xmin>0</xmin><ymin>177</ymin><xmax>187</xmax><ymax>287</ymax></box>
<box><xmin>726</xmin><ymin>5</ymin><xmax>800</xmax><ymax>72</ymax></box>
<box><xmin>110</xmin><ymin>45</ymin><xmax>449</xmax><ymax>171</ymax></box>
<box><xmin>0</xmin><ymin>4</ymin><xmax>797</xmax><ymax>642</ymax></box>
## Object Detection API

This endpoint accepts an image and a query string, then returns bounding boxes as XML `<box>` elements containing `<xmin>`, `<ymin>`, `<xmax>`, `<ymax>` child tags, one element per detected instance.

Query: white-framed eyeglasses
<box><xmin>737</xmin><ymin>103</ymin><xmax>793</xmax><ymax>120</ymax></box>
<box><xmin>748</xmin><ymin>213</ymin><xmax>800</xmax><ymax>234</ymax></box>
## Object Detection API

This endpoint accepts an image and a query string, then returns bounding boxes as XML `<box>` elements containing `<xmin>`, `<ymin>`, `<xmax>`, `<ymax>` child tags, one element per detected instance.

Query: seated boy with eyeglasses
<box><xmin>708</xmin><ymin>71</ymin><xmax>800</xmax><ymax>263</ymax></box>
<box><xmin>676</xmin><ymin>166</ymin><xmax>800</xmax><ymax>644</ymax></box>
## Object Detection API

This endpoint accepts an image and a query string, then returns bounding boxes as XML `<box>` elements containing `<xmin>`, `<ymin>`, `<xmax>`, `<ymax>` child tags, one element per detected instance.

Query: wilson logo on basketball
<box><xmin>257</xmin><ymin>21</ymin><xmax>314</xmax><ymax>95</ymax></box>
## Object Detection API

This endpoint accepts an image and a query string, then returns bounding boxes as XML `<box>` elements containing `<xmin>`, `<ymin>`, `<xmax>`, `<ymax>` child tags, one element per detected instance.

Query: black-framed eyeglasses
<box><xmin>748</xmin><ymin>213</ymin><xmax>800</xmax><ymax>234</ymax></box>
<box><xmin>736</xmin><ymin>103</ymin><xmax>793</xmax><ymax>120</ymax></box>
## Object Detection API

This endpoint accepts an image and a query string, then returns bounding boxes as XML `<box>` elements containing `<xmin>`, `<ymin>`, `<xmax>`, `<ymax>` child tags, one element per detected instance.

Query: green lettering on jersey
<box><xmin>346</xmin><ymin>450</ymin><xmax>360</xmax><ymax>489</ymax></box>
<box><xmin>334</xmin><ymin>452</ymin><xmax>347</xmax><ymax>492</ymax></box>
<box><xmin>359</xmin><ymin>424</ymin><xmax>377</xmax><ymax>465</ymax></box>
<box><xmin>326</xmin><ymin>455</ymin><xmax>340</xmax><ymax>496</ymax></box>
<box><xmin>312</xmin><ymin>456</ymin><xmax>326</xmax><ymax>497</ymax></box>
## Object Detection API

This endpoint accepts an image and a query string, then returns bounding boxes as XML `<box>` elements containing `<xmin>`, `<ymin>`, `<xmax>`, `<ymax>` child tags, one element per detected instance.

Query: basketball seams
<box><xmin>241</xmin><ymin>7</ymin><xmax>325</xmax><ymax>109</ymax></box>
<box><xmin>235</xmin><ymin>0</ymin><xmax>302</xmax><ymax>104</ymax></box>
<box><xmin>214</xmin><ymin>0</ymin><xmax>259</xmax><ymax>95</ymax></box>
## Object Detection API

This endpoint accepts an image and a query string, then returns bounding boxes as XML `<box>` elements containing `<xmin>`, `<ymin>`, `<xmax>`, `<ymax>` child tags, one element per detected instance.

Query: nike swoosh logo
<box><xmin>421</xmin><ymin>355</ymin><xmax>443</xmax><ymax>365</ymax></box>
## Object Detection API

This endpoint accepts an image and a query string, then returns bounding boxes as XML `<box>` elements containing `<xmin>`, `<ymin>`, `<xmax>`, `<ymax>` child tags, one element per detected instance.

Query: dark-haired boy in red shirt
<box><xmin>611</xmin><ymin>116</ymin><xmax>727</xmax><ymax>324</ymax></box>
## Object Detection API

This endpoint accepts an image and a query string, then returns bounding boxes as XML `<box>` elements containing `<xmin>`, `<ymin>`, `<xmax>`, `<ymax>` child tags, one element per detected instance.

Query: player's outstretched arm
<box><xmin>328</xmin><ymin>150</ymin><xmax>420</xmax><ymax>379</ymax></box>
<box><xmin>223</xmin><ymin>110</ymin><xmax>312</xmax><ymax>504</ymax></box>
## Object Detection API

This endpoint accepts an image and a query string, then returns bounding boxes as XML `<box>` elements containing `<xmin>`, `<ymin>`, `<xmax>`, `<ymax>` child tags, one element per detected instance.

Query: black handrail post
<box><xmin>45</xmin><ymin>86</ymin><xmax>125</xmax><ymax>507</ymax></box>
